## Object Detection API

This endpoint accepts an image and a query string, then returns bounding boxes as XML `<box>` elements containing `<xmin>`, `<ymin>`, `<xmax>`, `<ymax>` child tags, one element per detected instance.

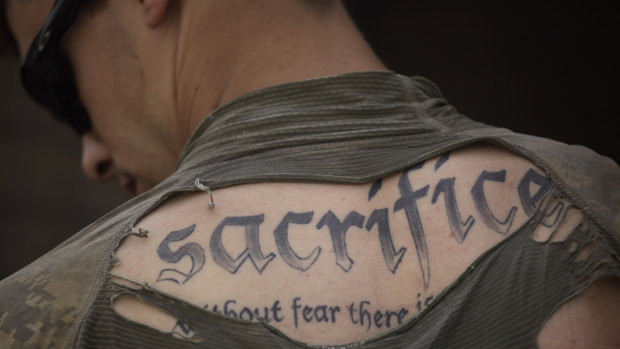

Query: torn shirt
<box><xmin>0</xmin><ymin>71</ymin><xmax>618</xmax><ymax>348</ymax></box>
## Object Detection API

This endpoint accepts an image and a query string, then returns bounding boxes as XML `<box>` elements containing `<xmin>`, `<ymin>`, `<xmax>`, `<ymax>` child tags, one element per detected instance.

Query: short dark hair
<box><xmin>301</xmin><ymin>0</ymin><xmax>338</xmax><ymax>14</ymax></box>
<box><xmin>0</xmin><ymin>0</ymin><xmax>19</xmax><ymax>57</ymax></box>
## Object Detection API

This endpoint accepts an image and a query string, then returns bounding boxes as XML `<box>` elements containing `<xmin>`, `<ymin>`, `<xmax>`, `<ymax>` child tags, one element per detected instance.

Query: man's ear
<box><xmin>141</xmin><ymin>0</ymin><xmax>170</xmax><ymax>27</ymax></box>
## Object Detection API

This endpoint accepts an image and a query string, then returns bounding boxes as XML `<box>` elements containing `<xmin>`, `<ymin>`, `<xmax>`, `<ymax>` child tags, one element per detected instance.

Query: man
<box><xmin>1</xmin><ymin>0</ymin><xmax>619</xmax><ymax>348</ymax></box>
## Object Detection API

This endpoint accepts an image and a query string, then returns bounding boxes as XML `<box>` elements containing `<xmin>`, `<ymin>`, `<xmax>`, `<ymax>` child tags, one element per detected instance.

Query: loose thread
<box><xmin>108</xmin><ymin>273</ymin><xmax>144</xmax><ymax>287</ymax></box>
<box><xmin>195</xmin><ymin>178</ymin><xmax>215</xmax><ymax>208</ymax></box>
<box><xmin>110</xmin><ymin>255</ymin><xmax>121</xmax><ymax>267</ymax></box>
<box><xmin>127</xmin><ymin>228</ymin><xmax>149</xmax><ymax>238</ymax></box>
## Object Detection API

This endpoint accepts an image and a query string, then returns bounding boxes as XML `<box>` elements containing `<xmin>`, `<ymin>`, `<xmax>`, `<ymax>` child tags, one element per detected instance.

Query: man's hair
<box><xmin>300</xmin><ymin>0</ymin><xmax>337</xmax><ymax>14</ymax></box>
<box><xmin>0</xmin><ymin>0</ymin><xmax>18</xmax><ymax>57</ymax></box>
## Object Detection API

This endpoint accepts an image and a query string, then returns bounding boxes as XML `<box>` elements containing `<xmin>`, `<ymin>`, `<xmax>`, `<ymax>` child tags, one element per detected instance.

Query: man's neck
<box><xmin>172</xmin><ymin>1</ymin><xmax>387</xmax><ymax>139</ymax></box>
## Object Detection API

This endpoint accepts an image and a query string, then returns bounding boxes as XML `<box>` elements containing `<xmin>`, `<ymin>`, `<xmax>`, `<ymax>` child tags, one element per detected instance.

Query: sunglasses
<box><xmin>20</xmin><ymin>0</ymin><xmax>91</xmax><ymax>135</ymax></box>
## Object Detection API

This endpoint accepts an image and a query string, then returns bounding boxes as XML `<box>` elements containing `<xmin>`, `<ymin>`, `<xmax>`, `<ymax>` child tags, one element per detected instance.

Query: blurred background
<box><xmin>1</xmin><ymin>1</ymin><xmax>618</xmax><ymax>279</ymax></box>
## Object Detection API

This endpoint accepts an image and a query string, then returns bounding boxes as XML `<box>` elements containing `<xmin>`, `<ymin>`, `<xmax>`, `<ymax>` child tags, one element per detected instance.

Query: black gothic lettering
<box><xmin>431</xmin><ymin>177</ymin><xmax>475</xmax><ymax>243</ymax></box>
<box><xmin>471</xmin><ymin>170</ymin><xmax>518</xmax><ymax>234</ymax></box>
<box><xmin>157</xmin><ymin>224</ymin><xmax>205</xmax><ymax>284</ymax></box>
<box><xmin>368</xmin><ymin>179</ymin><xmax>382</xmax><ymax>201</ymax></box>
<box><xmin>434</xmin><ymin>151</ymin><xmax>451</xmax><ymax>171</ymax></box>
<box><xmin>518</xmin><ymin>168</ymin><xmax>552</xmax><ymax>216</ymax></box>
<box><xmin>394</xmin><ymin>164</ymin><xmax>431</xmax><ymax>289</ymax></box>
<box><xmin>274</xmin><ymin>211</ymin><xmax>321</xmax><ymax>271</ymax></box>
<box><xmin>316</xmin><ymin>211</ymin><xmax>365</xmax><ymax>272</ymax></box>
<box><xmin>366</xmin><ymin>208</ymin><xmax>406</xmax><ymax>274</ymax></box>
<box><xmin>210</xmin><ymin>215</ymin><xmax>276</xmax><ymax>274</ymax></box>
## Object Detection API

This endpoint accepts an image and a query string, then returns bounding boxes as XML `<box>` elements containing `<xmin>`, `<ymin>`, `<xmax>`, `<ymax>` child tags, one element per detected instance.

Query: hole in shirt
<box><xmin>567</xmin><ymin>240</ymin><xmax>579</xmax><ymax>253</ymax></box>
<box><xmin>548</xmin><ymin>207</ymin><xmax>583</xmax><ymax>243</ymax></box>
<box><xmin>574</xmin><ymin>236</ymin><xmax>618</xmax><ymax>289</ymax></box>
<box><xmin>112</xmin><ymin>294</ymin><xmax>202</xmax><ymax>343</ymax></box>
<box><xmin>575</xmin><ymin>236</ymin><xmax>604</xmax><ymax>263</ymax></box>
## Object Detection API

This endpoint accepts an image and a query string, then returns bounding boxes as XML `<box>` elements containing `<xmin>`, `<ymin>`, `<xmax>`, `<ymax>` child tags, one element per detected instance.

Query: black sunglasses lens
<box><xmin>19</xmin><ymin>0</ymin><xmax>91</xmax><ymax>135</ymax></box>
<box><xmin>21</xmin><ymin>56</ymin><xmax>91</xmax><ymax>134</ymax></box>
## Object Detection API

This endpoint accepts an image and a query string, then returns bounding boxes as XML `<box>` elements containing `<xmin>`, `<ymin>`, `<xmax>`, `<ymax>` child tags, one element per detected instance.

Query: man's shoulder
<box><xmin>503</xmin><ymin>131</ymin><xmax>620</xmax><ymax>232</ymax></box>
<box><xmin>0</xmin><ymin>234</ymin><xmax>95</xmax><ymax>348</ymax></box>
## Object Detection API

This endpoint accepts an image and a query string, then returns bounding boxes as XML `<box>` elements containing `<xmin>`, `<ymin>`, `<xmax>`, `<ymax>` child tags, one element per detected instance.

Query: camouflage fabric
<box><xmin>1</xmin><ymin>71</ymin><xmax>618</xmax><ymax>348</ymax></box>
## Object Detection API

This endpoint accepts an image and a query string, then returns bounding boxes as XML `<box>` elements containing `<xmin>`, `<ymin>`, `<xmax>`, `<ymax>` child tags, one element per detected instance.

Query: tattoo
<box><xmin>148</xmin><ymin>154</ymin><xmax>559</xmax><ymax>341</ymax></box>
<box><xmin>366</xmin><ymin>208</ymin><xmax>406</xmax><ymax>274</ymax></box>
<box><xmin>393</xmin><ymin>163</ymin><xmax>431</xmax><ymax>290</ymax></box>
<box><xmin>156</xmin><ymin>224</ymin><xmax>205</xmax><ymax>284</ymax></box>
<box><xmin>292</xmin><ymin>297</ymin><xmax>341</xmax><ymax>328</ymax></box>
<box><xmin>210</xmin><ymin>299</ymin><xmax>285</xmax><ymax>322</ymax></box>
<box><xmin>210</xmin><ymin>215</ymin><xmax>276</xmax><ymax>274</ymax></box>
<box><xmin>316</xmin><ymin>211</ymin><xmax>365</xmax><ymax>272</ymax></box>
<box><xmin>274</xmin><ymin>211</ymin><xmax>321</xmax><ymax>271</ymax></box>
<box><xmin>172</xmin><ymin>320</ymin><xmax>197</xmax><ymax>339</ymax></box>
<box><xmin>431</xmin><ymin>177</ymin><xmax>475</xmax><ymax>243</ymax></box>
<box><xmin>368</xmin><ymin>179</ymin><xmax>382</xmax><ymax>201</ymax></box>
<box><xmin>541</xmin><ymin>202</ymin><xmax>566</xmax><ymax>228</ymax></box>
<box><xmin>518</xmin><ymin>169</ymin><xmax>552</xmax><ymax>216</ymax></box>
<box><xmin>172</xmin><ymin>296</ymin><xmax>425</xmax><ymax>338</ymax></box>
<box><xmin>471</xmin><ymin>170</ymin><xmax>518</xmax><ymax>234</ymax></box>
<box><xmin>172</xmin><ymin>299</ymin><xmax>284</xmax><ymax>338</ymax></box>
<box><xmin>346</xmin><ymin>300</ymin><xmax>409</xmax><ymax>331</ymax></box>
<box><xmin>434</xmin><ymin>151</ymin><xmax>451</xmax><ymax>171</ymax></box>
<box><xmin>155</xmin><ymin>160</ymin><xmax>551</xmax><ymax>294</ymax></box>
<box><xmin>415</xmin><ymin>292</ymin><xmax>434</xmax><ymax>312</ymax></box>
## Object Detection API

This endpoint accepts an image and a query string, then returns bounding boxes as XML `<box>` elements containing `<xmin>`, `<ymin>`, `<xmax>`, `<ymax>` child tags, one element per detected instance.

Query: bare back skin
<box><xmin>111</xmin><ymin>143</ymin><xmax>619</xmax><ymax>346</ymax></box>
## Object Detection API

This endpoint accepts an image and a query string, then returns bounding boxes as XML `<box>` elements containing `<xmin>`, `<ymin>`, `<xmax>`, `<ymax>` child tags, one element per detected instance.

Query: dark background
<box><xmin>1</xmin><ymin>1</ymin><xmax>618</xmax><ymax>279</ymax></box>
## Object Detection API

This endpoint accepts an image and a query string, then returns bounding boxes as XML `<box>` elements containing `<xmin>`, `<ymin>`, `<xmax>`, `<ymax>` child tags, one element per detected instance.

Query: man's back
<box><xmin>1</xmin><ymin>0</ymin><xmax>619</xmax><ymax>342</ymax></box>
<box><xmin>114</xmin><ymin>143</ymin><xmax>553</xmax><ymax>345</ymax></box>
<box><xmin>1</xmin><ymin>71</ymin><xmax>619</xmax><ymax>348</ymax></box>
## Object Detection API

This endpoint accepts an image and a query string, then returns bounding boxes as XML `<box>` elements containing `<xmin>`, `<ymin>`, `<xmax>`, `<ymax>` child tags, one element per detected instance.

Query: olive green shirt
<box><xmin>1</xmin><ymin>71</ymin><xmax>618</xmax><ymax>348</ymax></box>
